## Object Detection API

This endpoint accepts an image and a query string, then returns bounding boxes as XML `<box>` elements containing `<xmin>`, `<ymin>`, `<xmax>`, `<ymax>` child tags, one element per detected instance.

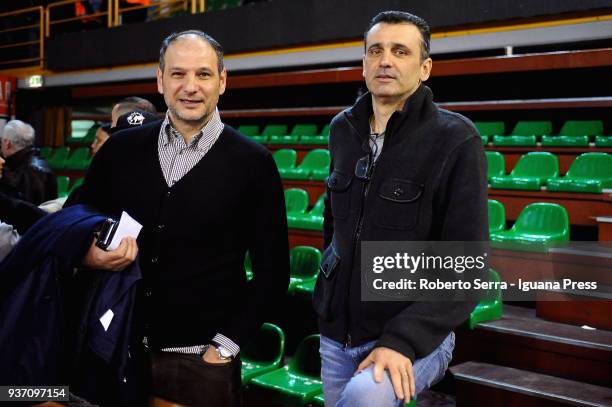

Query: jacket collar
<box><xmin>5</xmin><ymin>146</ymin><xmax>34</xmax><ymax>168</ymax></box>
<box><xmin>344</xmin><ymin>84</ymin><xmax>436</xmax><ymax>147</ymax></box>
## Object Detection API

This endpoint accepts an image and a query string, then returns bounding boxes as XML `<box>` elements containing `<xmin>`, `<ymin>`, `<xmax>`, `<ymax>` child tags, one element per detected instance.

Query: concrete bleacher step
<box><xmin>451</xmin><ymin>361</ymin><xmax>612</xmax><ymax>407</ymax></box>
<box><xmin>454</xmin><ymin>305</ymin><xmax>612</xmax><ymax>387</ymax></box>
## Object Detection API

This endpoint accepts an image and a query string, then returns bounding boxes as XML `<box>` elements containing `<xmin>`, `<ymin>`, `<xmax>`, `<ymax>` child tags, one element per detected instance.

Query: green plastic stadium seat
<box><xmin>244</xmin><ymin>252</ymin><xmax>253</xmax><ymax>281</ymax></box>
<box><xmin>480</xmin><ymin>135</ymin><xmax>488</xmax><ymax>145</ymax></box>
<box><xmin>56</xmin><ymin>176</ymin><xmax>70</xmax><ymax>198</ymax></box>
<box><xmin>47</xmin><ymin>146</ymin><xmax>70</xmax><ymax>170</ymax></box>
<box><xmin>65</xmin><ymin>147</ymin><xmax>91</xmax><ymax>171</ymax></box>
<box><xmin>242</xmin><ymin>323</ymin><xmax>285</xmax><ymax>385</ymax></box>
<box><xmin>467</xmin><ymin>268</ymin><xmax>503</xmax><ymax>329</ymax></box>
<box><xmin>285</xmin><ymin>188</ymin><xmax>309</xmax><ymax>218</ymax></box>
<box><xmin>493</xmin><ymin>121</ymin><xmax>551</xmax><ymax>147</ymax></box>
<box><xmin>40</xmin><ymin>146</ymin><xmax>53</xmax><ymax>160</ymax></box>
<box><xmin>475</xmin><ymin>121</ymin><xmax>505</xmax><ymax>137</ymax></box>
<box><xmin>253</xmin><ymin>124</ymin><xmax>288</xmax><ymax>144</ymax></box>
<box><xmin>283</xmin><ymin>149</ymin><xmax>330</xmax><ymax>181</ymax></box>
<box><xmin>546</xmin><ymin>153</ymin><xmax>612</xmax><ymax>193</ymax></box>
<box><xmin>300</xmin><ymin>124</ymin><xmax>330</xmax><ymax>146</ymax></box>
<box><xmin>68</xmin><ymin>177</ymin><xmax>84</xmax><ymax>195</ymax></box>
<box><xmin>542</xmin><ymin>119</ymin><xmax>598</xmax><ymax>147</ymax></box>
<box><xmin>595</xmin><ymin>136</ymin><xmax>612</xmax><ymax>148</ymax></box>
<box><xmin>485</xmin><ymin>151</ymin><xmax>505</xmax><ymax>180</ymax></box>
<box><xmin>490</xmin><ymin>152</ymin><xmax>558</xmax><ymax>190</ymax></box>
<box><xmin>237</xmin><ymin>125</ymin><xmax>260</xmax><ymax>137</ymax></box>
<box><xmin>490</xmin><ymin>203</ymin><xmax>569</xmax><ymax>250</ymax></box>
<box><xmin>288</xmin><ymin>246</ymin><xmax>321</xmax><ymax>293</ymax></box>
<box><xmin>250</xmin><ymin>334</ymin><xmax>322</xmax><ymax>406</ymax></box>
<box><xmin>488</xmin><ymin>199</ymin><xmax>506</xmax><ymax>233</ymax></box>
<box><xmin>293</xmin><ymin>278</ymin><xmax>317</xmax><ymax>299</ymax></box>
<box><xmin>289</xmin><ymin>194</ymin><xmax>325</xmax><ymax>231</ymax></box>
<box><xmin>273</xmin><ymin>149</ymin><xmax>297</xmax><ymax>179</ymax></box>
<box><xmin>270</xmin><ymin>124</ymin><xmax>318</xmax><ymax>145</ymax></box>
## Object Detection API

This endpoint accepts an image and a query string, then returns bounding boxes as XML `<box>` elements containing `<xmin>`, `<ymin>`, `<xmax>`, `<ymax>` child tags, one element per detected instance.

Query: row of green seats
<box><xmin>488</xmin><ymin>200</ymin><xmax>569</xmax><ymax>251</ymax></box>
<box><xmin>486</xmin><ymin>151</ymin><xmax>612</xmax><ymax>193</ymax></box>
<box><xmin>285</xmin><ymin>189</ymin><xmax>325</xmax><ymax>231</ymax></box>
<box><xmin>238</xmin><ymin>124</ymin><xmax>330</xmax><ymax>145</ymax></box>
<box><xmin>476</xmin><ymin>120</ymin><xmax>611</xmax><ymax>147</ymax></box>
<box><xmin>275</xmin><ymin>149</ymin><xmax>330</xmax><ymax>181</ymax></box>
<box><xmin>43</xmin><ymin>146</ymin><xmax>92</xmax><ymax>171</ymax></box>
<box><xmin>66</xmin><ymin>120</ymin><xmax>98</xmax><ymax>144</ymax></box>
<box><xmin>243</xmin><ymin>275</ymin><xmax>502</xmax><ymax>406</ymax></box>
<box><xmin>245</xmin><ymin>245</ymin><xmax>321</xmax><ymax>296</ymax></box>
<box><xmin>56</xmin><ymin>176</ymin><xmax>84</xmax><ymax>198</ymax></box>
<box><xmin>206</xmin><ymin>0</ymin><xmax>241</xmax><ymax>11</ymax></box>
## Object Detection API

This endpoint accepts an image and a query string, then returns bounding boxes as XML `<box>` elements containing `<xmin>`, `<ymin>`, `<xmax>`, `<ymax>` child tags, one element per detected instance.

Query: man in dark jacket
<box><xmin>78</xmin><ymin>30</ymin><xmax>290</xmax><ymax>407</ymax></box>
<box><xmin>0</xmin><ymin>119</ymin><xmax>56</xmax><ymax>205</ymax></box>
<box><xmin>314</xmin><ymin>11</ymin><xmax>488</xmax><ymax>407</ymax></box>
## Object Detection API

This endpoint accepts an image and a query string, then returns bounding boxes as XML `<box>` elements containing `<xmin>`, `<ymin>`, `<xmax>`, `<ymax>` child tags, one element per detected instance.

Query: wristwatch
<box><xmin>214</xmin><ymin>344</ymin><xmax>234</xmax><ymax>361</ymax></box>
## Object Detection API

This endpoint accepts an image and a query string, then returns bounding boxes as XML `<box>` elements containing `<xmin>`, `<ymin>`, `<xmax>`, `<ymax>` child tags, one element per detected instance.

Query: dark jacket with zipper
<box><xmin>314</xmin><ymin>85</ymin><xmax>488</xmax><ymax>362</ymax></box>
<box><xmin>0</xmin><ymin>146</ymin><xmax>57</xmax><ymax>205</ymax></box>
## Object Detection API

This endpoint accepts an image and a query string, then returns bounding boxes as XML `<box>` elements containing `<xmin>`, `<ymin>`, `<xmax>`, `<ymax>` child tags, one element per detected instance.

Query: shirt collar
<box><xmin>162</xmin><ymin>108</ymin><xmax>224</xmax><ymax>149</ymax></box>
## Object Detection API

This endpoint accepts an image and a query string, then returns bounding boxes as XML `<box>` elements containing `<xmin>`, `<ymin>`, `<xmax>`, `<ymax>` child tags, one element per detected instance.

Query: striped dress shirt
<box><xmin>156</xmin><ymin>109</ymin><xmax>240</xmax><ymax>357</ymax></box>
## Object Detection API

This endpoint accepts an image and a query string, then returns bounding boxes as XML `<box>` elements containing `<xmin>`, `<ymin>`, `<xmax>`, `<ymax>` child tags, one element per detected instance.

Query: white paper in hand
<box><xmin>100</xmin><ymin>309</ymin><xmax>114</xmax><ymax>331</ymax></box>
<box><xmin>107</xmin><ymin>211</ymin><xmax>143</xmax><ymax>251</ymax></box>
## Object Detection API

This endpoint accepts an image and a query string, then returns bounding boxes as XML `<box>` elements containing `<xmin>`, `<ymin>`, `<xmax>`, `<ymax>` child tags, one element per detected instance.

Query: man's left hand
<box><xmin>356</xmin><ymin>346</ymin><xmax>415</xmax><ymax>401</ymax></box>
<box><xmin>202</xmin><ymin>346</ymin><xmax>232</xmax><ymax>364</ymax></box>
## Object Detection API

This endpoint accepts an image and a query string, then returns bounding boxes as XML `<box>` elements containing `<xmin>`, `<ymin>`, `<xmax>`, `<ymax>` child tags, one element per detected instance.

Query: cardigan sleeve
<box><xmin>214</xmin><ymin>151</ymin><xmax>290</xmax><ymax>348</ymax></box>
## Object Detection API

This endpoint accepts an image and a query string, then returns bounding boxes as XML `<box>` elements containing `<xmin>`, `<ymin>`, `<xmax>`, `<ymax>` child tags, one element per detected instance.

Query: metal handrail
<box><xmin>46</xmin><ymin>0</ymin><xmax>113</xmax><ymax>37</ymax></box>
<box><xmin>113</xmin><ymin>0</ymin><xmax>199</xmax><ymax>26</ymax></box>
<box><xmin>0</xmin><ymin>6</ymin><xmax>44</xmax><ymax>68</ymax></box>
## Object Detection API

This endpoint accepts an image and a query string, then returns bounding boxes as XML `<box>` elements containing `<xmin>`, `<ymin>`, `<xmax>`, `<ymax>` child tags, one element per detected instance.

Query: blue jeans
<box><xmin>319</xmin><ymin>332</ymin><xmax>455</xmax><ymax>407</ymax></box>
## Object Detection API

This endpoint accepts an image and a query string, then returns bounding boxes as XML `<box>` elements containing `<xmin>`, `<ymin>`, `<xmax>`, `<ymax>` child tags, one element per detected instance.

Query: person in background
<box><xmin>0</xmin><ymin>119</ymin><xmax>56</xmax><ymax>205</ymax></box>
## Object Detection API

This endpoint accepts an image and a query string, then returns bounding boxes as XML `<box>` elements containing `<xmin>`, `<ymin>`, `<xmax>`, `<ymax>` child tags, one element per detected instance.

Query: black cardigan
<box><xmin>78</xmin><ymin>121</ymin><xmax>290</xmax><ymax>349</ymax></box>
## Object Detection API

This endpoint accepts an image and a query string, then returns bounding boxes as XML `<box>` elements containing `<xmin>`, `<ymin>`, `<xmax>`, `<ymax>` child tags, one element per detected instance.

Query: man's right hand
<box><xmin>82</xmin><ymin>236</ymin><xmax>138</xmax><ymax>271</ymax></box>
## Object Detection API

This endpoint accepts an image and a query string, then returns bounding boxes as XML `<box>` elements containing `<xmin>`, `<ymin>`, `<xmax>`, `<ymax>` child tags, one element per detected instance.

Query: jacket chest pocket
<box><xmin>373</xmin><ymin>178</ymin><xmax>423</xmax><ymax>230</ymax></box>
<box><xmin>327</xmin><ymin>170</ymin><xmax>353</xmax><ymax>220</ymax></box>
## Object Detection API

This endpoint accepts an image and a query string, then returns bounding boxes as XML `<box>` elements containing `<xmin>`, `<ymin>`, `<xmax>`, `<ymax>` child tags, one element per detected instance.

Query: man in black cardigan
<box><xmin>79</xmin><ymin>30</ymin><xmax>290</xmax><ymax>407</ymax></box>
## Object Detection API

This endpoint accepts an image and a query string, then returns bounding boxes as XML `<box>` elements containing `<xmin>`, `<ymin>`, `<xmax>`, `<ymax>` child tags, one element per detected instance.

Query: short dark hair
<box><xmin>114</xmin><ymin>96</ymin><xmax>157</xmax><ymax>117</ymax></box>
<box><xmin>159</xmin><ymin>30</ymin><xmax>224</xmax><ymax>74</ymax></box>
<box><xmin>365</xmin><ymin>11</ymin><xmax>431</xmax><ymax>61</ymax></box>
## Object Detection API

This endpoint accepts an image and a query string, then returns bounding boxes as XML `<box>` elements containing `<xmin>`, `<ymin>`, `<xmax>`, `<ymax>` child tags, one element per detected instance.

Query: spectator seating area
<box><xmin>238</xmin><ymin>124</ymin><xmax>330</xmax><ymax>146</ymax></box>
<box><xmin>476</xmin><ymin>120</ymin><xmax>610</xmax><ymax>147</ymax></box>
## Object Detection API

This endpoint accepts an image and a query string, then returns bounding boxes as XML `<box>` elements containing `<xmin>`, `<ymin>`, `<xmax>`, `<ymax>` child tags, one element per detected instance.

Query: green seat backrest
<box><xmin>558</xmin><ymin>120</ymin><xmax>603</xmax><ymax>137</ymax></box>
<box><xmin>241</xmin><ymin>323</ymin><xmax>285</xmax><ymax>366</ymax></box>
<box><xmin>238</xmin><ymin>125</ymin><xmax>260</xmax><ymax>136</ymax></box>
<box><xmin>485</xmin><ymin>151</ymin><xmax>505</xmax><ymax>178</ymax></box>
<box><xmin>299</xmin><ymin>149</ymin><xmax>330</xmax><ymax>170</ymax></box>
<box><xmin>288</xmin><ymin>334</ymin><xmax>321</xmax><ymax>378</ymax></box>
<box><xmin>510</xmin><ymin>152</ymin><xmax>558</xmax><ymax>178</ymax></box>
<box><xmin>510</xmin><ymin>121</ymin><xmax>552</xmax><ymax>136</ymax></box>
<box><xmin>317</xmin><ymin>124</ymin><xmax>331</xmax><ymax>137</ymax></box>
<box><xmin>273</xmin><ymin>149</ymin><xmax>297</xmax><ymax>169</ymax></box>
<box><xmin>285</xmin><ymin>188</ymin><xmax>309</xmax><ymax>214</ymax></box>
<box><xmin>69</xmin><ymin>177</ymin><xmax>84</xmax><ymax>193</ymax></box>
<box><xmin>261</xmin><ymin>125</ymin><xmax>288</xmax><ymax>137</ymax></box>
<box><xmin>488</xmin><ymin>200</ymin><xmax>505</xmax><ymax>232</ymax></box>
<box><xmin>49</xmin><ymin>146</ymin><xmax>70</xmax><ymax>163</ymax></box>
<box><xmin>291</xmin><ymin>124</ymin><xmax>318</xmax><ymax>136</ymax></box>
<box><xmin>512</xmin><ymin>203</ymin><xmax>569</xmax><ymax>240</ymax></box>
<box><xmin>40</xmin><ymin>146</ymin><xmax>53</xmax><ymax>160</ymax></box>
<box><xmin>57</xmin><ymin>176</ymin><xmax>70</xmax><ymax>196</ymax></box>
<box><xmin>475</xmin><ymin>122</ymin><xmax>505</xmax><ymax>136</ymax></box>
<box><xmin>309</xmin><ymin>194</ymin><xmax>326</xmax><ymax>216</ymax></box>
<box><xmin>566</xmin><ymin>153</ymin><xmax>612</xmax><ymax>180</ymax></box>
<box><xmin>67</xmin><ymin>147</ymin><xmax>90</xmax><ymax>162</ymax></box>
<box><xmin>290</xmin><ymin>246</ymin><xmax>321</xmax><ymax>279</ymax></box>
<box><xmin>483</xmin><ymin>268</ymin><xmax>501</xmax><ymax>302</ymax></box>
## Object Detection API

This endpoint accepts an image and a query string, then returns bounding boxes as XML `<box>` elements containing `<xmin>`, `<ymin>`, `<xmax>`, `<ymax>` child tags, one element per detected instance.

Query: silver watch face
<box><xmin>217</xmin><ymin>346</ymin><xmax>232</xmax><ymax>359</ymax></box>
